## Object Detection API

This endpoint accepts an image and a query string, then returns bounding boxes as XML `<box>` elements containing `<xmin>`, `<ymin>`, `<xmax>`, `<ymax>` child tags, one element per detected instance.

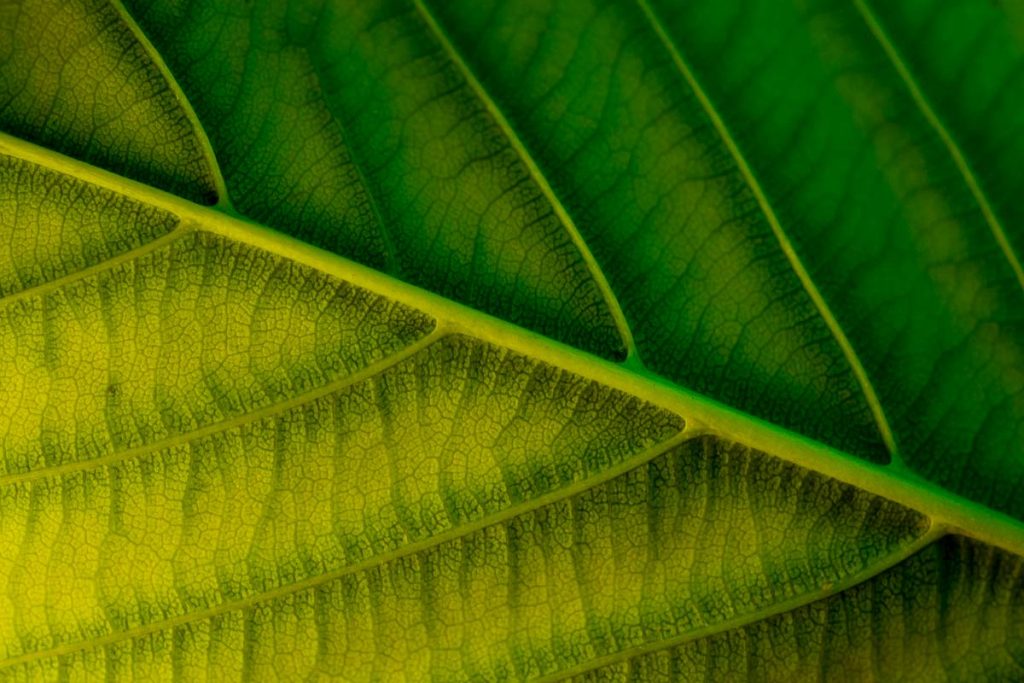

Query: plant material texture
<box><xmin>0</xmin><ymin>0</ymin><xmax>1022</xmax><ymax>680</ymax></box>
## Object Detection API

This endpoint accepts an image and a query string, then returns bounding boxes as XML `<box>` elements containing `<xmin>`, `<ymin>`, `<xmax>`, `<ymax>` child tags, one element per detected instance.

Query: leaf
<box><xmin>0</xmin><ymin>0</ymin><xmax>1021</xmax><ymax>680</ymax></box>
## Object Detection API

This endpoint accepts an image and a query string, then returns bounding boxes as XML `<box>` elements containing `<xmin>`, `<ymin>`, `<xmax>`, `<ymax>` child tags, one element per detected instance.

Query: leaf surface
<box><xmin>0</xmin><ymin>0</ymin><xmax>1023</xmax><ymax>680</ymax></box>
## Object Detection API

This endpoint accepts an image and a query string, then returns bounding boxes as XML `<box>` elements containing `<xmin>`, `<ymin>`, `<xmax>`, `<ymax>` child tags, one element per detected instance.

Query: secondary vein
<box><xmin>535</xmin><ymin>524</ymin><xmax>946</xmax><ymax>682</ymax></box>
<box><xmin>0</xmin><ymin>326</ymin><xmax>444</xmax><ymax>487</ymax></box>
<box><xmin>634</xmin><ymin>0</ymin><xmax>900</xmax><ymax>464</ymax></box>
<box><xmin>853</xmin><ymin>0</ymin><xmax>1024</xmax><ymax>295</ymax></box>
<box><xmin>0</xmin><ymin>226</ymin><xmax>188</xmax><ymax>309</ymax></box>
<box><xmin>412</xmin><ymin>0</ymin><xmax>640</xmax><ymax>364</ymax></box>
<box><xmin>306</xmin><ymin>12</ymin><xmax>402</xmax><ymax>276</ymax></box>
<box><xmin>109</xmin><ymin>0</ymin><xmax>232</xmax><ymax>209</ymax></box>
<box><xmin>0</xmin><ymin>429</ymin><xmax>691</xmax><ymax>670</ymax></box>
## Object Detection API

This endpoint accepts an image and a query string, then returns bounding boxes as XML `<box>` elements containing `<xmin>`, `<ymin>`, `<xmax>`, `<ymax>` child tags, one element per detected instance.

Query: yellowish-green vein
<box><xmin>109</xmin><ymin>0</ymin><xmax>232</xmax><ymax>209</ymax></box>
<box><xmin>3</xmin><ymin>130</ymin><xmax>1024</xmax><ymax>558</ymax></box>
<box><xmin>634</xmin><ymin>0</ymin><xmax>901</xmax><ymax>464</ymax></box>
<box><xmin>0</xmin><ymin>226</ymin><xmax>187</xmax><ymax>309</ymax></box>
<box><xmin>538</xmin><ymin>524</ymin><xmax>946</xmax><ymax>682</ymax></box>
<box><xmin>853</xmin><ymin>0</ymin><xmax>1024</xmax><ymax>294</ymax></box>
<box><xmin>413</xmin><ymin>0</ymin><xmax>639</xmax><ymax>365</ymax></box>
<box><xmin>0</xmin><ymin>325</ymin><xmax>444</xmax><ymax>486</ymax></box>
<box><xmin>0</xmin><ymin>427</ymin><xmax>692</xmax><ymax>670</ymax></box>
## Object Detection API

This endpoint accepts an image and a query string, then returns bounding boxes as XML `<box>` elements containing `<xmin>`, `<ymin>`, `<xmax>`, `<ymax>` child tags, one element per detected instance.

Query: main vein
<box><xmin>2</xmin><ymin>130</ymin><xmax>1023</xmax><ymax>558</ymax></box>
<box><xmin>634</xmin><ymin>0</ymin><xmax>900</xmax><ymax>463</ymax></box>
<box><xmin>412</xmin><ymin>0</ymin><xmax>639</xmax><ymax>364</ymax></box>
<box><xmin>109</xmin><ymin>0</ymin><xmax>231</xmax><ymax>209</ymax></box>
<box><xmin>853</xmin><ymin>0</ymin><xmax>1024</xmax><ymax>294</ymax></box>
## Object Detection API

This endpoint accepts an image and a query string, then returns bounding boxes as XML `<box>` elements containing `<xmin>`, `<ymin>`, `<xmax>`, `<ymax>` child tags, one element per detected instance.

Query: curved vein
<box><xmin>537</xmin><ymin>525</ymin><xmax>947</xmax><ymax>682</ymax></box>
<box><xmin>0</xmin><ymin>226</ymin><xmax>187</xmax><ymax>309</ymax></box>
<box><xmin>3</xmin><ymin>130</ymin><xmax>1023</xmax><ymax>559</ymax></box>
<box><xmin>109</xmin><ymin>0</ymin><xmax>231</xmax><ymax>208</ymax></box>
<box><xmin>306</xmin><ymin>30</ymin><xmax>401</xmax><ymax>275</ymax></box>
<box><xmin>0</xmin><ymin>325</ymin><xmax>444</xmax><ymax>487</ymax></box>
<box><xmin>634</xmin><ymin>0</ymin><xmax>900</xmax><ymax>463</ymax></box>
<box><xmin>853</xmin><ymin>0</ymin><xmax>1024</xmax><ymax>295</ymax></box>
<box><xmin>412</xmin><ymin>0</ymin><xmax>639</xmax><ymax>363</ymax></box>
<box><xmin>0</xmin><ymin>429</ymin><xmax>692</xmax><ymax>670</ymax></box>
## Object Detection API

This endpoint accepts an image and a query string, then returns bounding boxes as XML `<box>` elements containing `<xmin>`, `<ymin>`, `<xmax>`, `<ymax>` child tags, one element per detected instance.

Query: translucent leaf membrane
<box><xmin>0</xmin><ymin>156</ymin><xmax>433</xmax><ymax>475</ymax></box>
<box><xmin>0</xmin><ymin>156</ymin><xmax>176</xmax><ymax>297</ymax></box>
<box><xmin>574</xmin><ymin>536</ymin><xmax>1024</xmax><ymax>682</ymax></box>
<box><xmin>0</xmin><ymin>437</ymin><xmax>928</xmax><ymax>680</ymax></box>
<box><xmin>0</xmin><ymin>0</ymin><xmax>217</xmax><ymax>203</ymax></box>
<box><xmin>0</xmin><ymin>339</ymin><xmax>680</xmax><ymax>653</ymax></box>
<box><xmin>0</xmin><ymin>154</ymin><xmax>931</xmax><ymax>680</ymax></box>
<box><xmin>0</xmin><ymin>1</ymin><xmax>1022</xmax><ymax>679</ymax></box>
<box><xmin>425</xmin><ymin>0</ymin><xmax>889</xmax><ymax>463</ymax></box>
<box><xmin>122</xmin><ymin>0</ymin><xmax>627</xmax><ymax>361</ymax></box>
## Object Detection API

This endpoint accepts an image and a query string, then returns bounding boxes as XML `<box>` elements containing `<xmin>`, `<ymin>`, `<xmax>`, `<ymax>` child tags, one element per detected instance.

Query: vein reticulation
<box><xmin>0</xmin><ymin>205</ymin><xmax>434</xmax><ymax>475</ymax></box>
<box><xmin>0</xmin><ymin>435</ymin><xmax>927</xmax><ymax>679</ymax></box>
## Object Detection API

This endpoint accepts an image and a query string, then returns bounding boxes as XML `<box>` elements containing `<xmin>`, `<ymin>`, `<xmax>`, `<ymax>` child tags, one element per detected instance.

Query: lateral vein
<box><xmin>853</xmin><ymin>0</ymin><xmax>1024</xmax><ymax>295</ymax></box>
<box><xmin>109</xmin><ymin>0</ymin><xmax>232</xmax><ymax>208</ymax></box>
<box><xmin>412</xmin><ymin>0</ymin><xmax>639</xmax><ymax>363</ymax></box>
<box><xmin>0</xmin><ymin>327</ymin><xmax>445</xmax><ymax>487</ymax></box>
<box><xmin>305</xmin><ymin>16</ymin><xmax>402</xmax><ymax>275</ymax></box>
<box><xmin>0</xmin><ymin>430</ymin><xmax>691</xmax><ymax>670</ymax></box>
<box><xmin>634</xmin><ymin>0</ymin><xmax>900</xmax><ymax>463</ymax></box>
<box><xmin>0</xmin><ymin>226</ymin><xmax>188</xmax><ymax>309</ymax></box>
<box><xmin>535</xmin><ymin>525</ymin><xmax>947</xmax><ymax>682</ymax></box>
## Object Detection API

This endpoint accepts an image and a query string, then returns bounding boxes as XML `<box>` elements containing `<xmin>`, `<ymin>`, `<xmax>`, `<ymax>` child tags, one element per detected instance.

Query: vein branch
<box><xmin>0</xmin><ymin>326</ymin><xmax>446</xmax><ymax>487</ymax></box>
<box><xmin>536</xmin><ymin>525</ymin><xmax>947</xmax><ymax>682</ymax></box>
<box><xmin>634</xmin><ymin>0</ymin><xmax>900</xmax><ymax>463</ymax></box>
<box><xmin>0</xmin><ymin>226</ymin><xmax>187</xmax><ymax>309</ymax></box>
<box><xmin>109</xmin><ymin>0</ymin><xmax>232</xmax><ymax>208</ymax></box>
<box><xmin>412</xmin><ymin>0</ymin><xmax>639</xmax><ymax>363</ymax></box>
<box><xmin>3</xmin><ymin>129</ymin><xmax>1024</xmax><ymax>562</ymax></box>
<box><xmin>306</xmin><ymin>27</ymin><xmax>402</xmax><ymax>275</ymax></box>
<box><xmin>0</xmin><ymin>429</ymin><xmax>692</xmax><ymax>670</ymax></box>
<box><xmin>853</xmin><ymin>0</ymin><xmax>1024</xmax><ymax>294</ymax></box>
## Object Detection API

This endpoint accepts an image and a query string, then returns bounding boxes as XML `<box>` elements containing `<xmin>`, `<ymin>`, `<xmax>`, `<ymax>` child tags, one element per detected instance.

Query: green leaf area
<box><xmin>0</xmin><ymin>0</ymin><xmax>1022</xmax><ymax>680</ymax></box>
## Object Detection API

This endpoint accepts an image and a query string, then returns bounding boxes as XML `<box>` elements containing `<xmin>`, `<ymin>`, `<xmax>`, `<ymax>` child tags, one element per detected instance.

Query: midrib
<box><xmin>1</xmin><ymin>131</ymin><xmax>1021</xmax><ymax>553</ymax></box>
<box><xmin>1</xmin><ymin>131</ymin><xmax>1024</xmax><ymax>667</ymax></box>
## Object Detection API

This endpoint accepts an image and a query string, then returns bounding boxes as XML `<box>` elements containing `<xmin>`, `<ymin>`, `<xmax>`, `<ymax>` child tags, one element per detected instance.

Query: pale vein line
<box><xmin>537</xmin><ymin>525</ymin><xmax>947</xmax><ymax>682</ymax></box>
<box><xmin>635</xmin><ymin>0</ymin><xmax>900</xmax><ymax>463</ymax></box>
<box><xmin>319</xmin><ymin>85</ymin><xmax>401</xmax><ymax>275</ymax></box>
<box><xmin>0</xmin><ymin>429</ymin><xmax>691</xmax><ymax>670</ymax></box>
<box><xmin>853</xmin><ymin>0</ymin><xmax>1024</xmax><ymax>294</ymax></box>
<box><xmin>3</xmin><ymin>130</ymin><xmax>1024</xmax><ymax>556</ymax></box>
<box><xmin>108</xmin><ymin>0</ymin><xmax>232</xmax><ymax>208</ymax></box>
<box><xmin>0</xmin><ymin>226</ymin><xmax>188</xmax><ymax>309</ymax></box>
<box><xmin>412</xmin><ymin>0</ymin><xmax>639</xmax><ymax>363</ymax></box>
<box><xmin>0</xmin><ymin>327</ymin><xmax>444</xmax><ymax>487</ymax></box>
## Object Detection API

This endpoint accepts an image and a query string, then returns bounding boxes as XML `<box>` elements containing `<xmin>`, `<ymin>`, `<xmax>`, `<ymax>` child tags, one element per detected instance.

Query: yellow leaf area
<box><xmin>0</xmin><ymin>140</ymin><xmax>1018</xmax><ymax>682</ymax></box>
